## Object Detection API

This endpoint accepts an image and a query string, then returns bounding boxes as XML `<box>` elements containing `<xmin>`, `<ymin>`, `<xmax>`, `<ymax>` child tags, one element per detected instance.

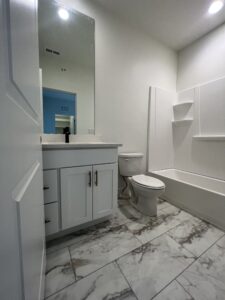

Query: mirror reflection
<box><xmin>38</xmin><ymin>0</ymin><xmax>95</xmax><ymax>135</ymax></box>
<box><xmin>43</xmin><ymin>88</ymin><xmax>76</xmax><ymax>134</ymax></box>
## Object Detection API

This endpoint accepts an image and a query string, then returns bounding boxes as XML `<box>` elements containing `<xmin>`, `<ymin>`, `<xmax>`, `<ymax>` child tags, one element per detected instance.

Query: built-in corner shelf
<box><xmin>172</xmin><ymin>119</ymin><xmax>193</xmax><ymax>126</ymax></box>
<box><xmin>172</xmin><ymin>101</ymin><xmax>194</xmax><ymax>127</ymax></box>
<box><xmin>173</xmin><ymin>101</ymin><xmax>193</xmax><ymax>109</ymax></box>
<box><xmin>193</xmin><ymin>135</ymin><xmax>225</xmax><ymax>141</ymax></box>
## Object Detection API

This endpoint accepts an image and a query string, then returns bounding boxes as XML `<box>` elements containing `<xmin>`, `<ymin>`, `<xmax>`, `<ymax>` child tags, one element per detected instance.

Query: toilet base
<box><xmin>130</xmin><ymin>196</ymin><xmax>158</xmax><ymax>217</ymax></box>
<box><xmin>135</xmin><ymin>195</ymin><xmax>158</xmax><ymax>217</ymax></box>
<box><xmin>128</xmin><ymin>177</ymin><xmax>165</xmax><ymax>217</ymax></box>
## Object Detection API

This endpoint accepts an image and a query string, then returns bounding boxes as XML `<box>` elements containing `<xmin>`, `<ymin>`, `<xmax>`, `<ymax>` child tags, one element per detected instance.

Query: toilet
<box><xmin>118</xmin><ymin>152</ymin><xmax>165</xmax><ymax>216</ymax></box>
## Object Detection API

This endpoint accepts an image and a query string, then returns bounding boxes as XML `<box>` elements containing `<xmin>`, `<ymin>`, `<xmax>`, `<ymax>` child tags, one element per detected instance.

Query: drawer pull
<box><xmin>88</xmin><ymin>171</ymin><xmax>92</xmax><ymax>187</ymax></box>
<box><xmin>43</xmin><ymin>186</ymin><xmax>50</xmax><ymax>190</ymax></box>
<box><xmin>45</xmin><ymin>219</ymin><xmax>51</xmax><ymax>224</ymax></box>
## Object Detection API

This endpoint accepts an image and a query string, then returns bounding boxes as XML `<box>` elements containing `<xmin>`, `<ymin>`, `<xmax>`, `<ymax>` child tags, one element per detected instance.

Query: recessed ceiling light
<box><xmin>58</xmin><ymin>8</ymin><xmax>69</xmax><ymax>20</ymax></box>
<box><xmin>208</xmin><ymin>0</ymin><xmax>224</xmax><ymax>14</ymax></box>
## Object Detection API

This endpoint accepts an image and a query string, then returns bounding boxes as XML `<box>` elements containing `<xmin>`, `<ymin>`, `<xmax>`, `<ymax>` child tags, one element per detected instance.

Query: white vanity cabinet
<box><xmin>61</xmin><ymin>163</ymin><xmax>117</xmax><ymax>229</ymax></box>
<box><xmin>42</xmin><ymin>145</ymin><xmax>120</xmax><ymax>237</ymax></box>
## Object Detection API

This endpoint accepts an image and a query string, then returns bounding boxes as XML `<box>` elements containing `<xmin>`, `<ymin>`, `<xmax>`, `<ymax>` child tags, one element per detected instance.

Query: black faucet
<box><xmin>63</xmin><ymin>127</ymin><xmax>70</xmax><ymax>143</ymax></box>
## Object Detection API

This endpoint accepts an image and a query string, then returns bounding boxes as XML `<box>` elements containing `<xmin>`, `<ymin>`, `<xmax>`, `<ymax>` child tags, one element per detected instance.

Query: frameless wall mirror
<box><xmin>38</xmin><ymin>0</ymin><xmax>95</xmax><ymax>135</ymax></box>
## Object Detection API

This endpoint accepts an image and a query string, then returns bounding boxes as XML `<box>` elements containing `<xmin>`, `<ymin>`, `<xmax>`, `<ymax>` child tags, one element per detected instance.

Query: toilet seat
<box><xmin>132</xmin><ymin>174</ymin><xmax>165</xmax><ymax>190</ymax></box>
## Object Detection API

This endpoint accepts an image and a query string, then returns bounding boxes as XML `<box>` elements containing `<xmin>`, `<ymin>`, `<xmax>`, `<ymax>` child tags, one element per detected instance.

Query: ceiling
<box><xmin>38</xmin><ymin>0</ymin><xmax>95</xmax><ymax>68</ymax></box>
<box><xmin>94</xmin><ymin>0</ymin><xmax>225</xmax><ymax>50</ymax></box>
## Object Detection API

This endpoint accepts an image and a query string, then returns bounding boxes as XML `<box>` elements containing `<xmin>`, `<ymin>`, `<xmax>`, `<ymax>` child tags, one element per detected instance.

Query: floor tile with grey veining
<box><xmin>177</xmin><ymin>235</ymin><xmax>225</xmax><ymax>300</ymax></box>
<box><xmin>45</xmin><ymin>247</ymin><xmax>75</xmax><ymax>298</ymax></box>
<box><xmin>126</xmin><ymin>205</ymin><xmax>193</xmax><ymax>244</ymax></box>
<box><xmin>117</xmin><ymin>234</ymin><xmax>195</xmax><ymax>300</ymax></box>
<box><xmin>153</xmin><ymin>280</ymin><xmax>194</xmax><ymax>300</ymax></box>
<box><xmin>47</xmin><ymin>262</ymin><xmax>137</xmax><ymax>300</ymax></box>
<box><xmin>158</xmin><ymin>198</ymin><xmax>171</xmax><ymax>211</ymax></box>
<box><xmin>47</xmin><ymin>205</ymin><xmax>141</xmax><ymax>255</ymax></box>
<box><xmin>167</xmin><ymin>216</ymin><xmax>224</xmax><ymax>257</ymax></box>
<box><xmin>70</xmin><ymin>224</ymin><xmax>141</xmax><ymax>279</ymax></box>
<box><xmin>109</xmin><ymin>204</ymin><xmax>143</xmax><ymax>227</ymax></box>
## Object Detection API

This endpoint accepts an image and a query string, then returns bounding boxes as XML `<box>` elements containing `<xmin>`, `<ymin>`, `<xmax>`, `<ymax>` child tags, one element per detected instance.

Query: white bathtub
<box><xmin>148</xmin><ymin>169</ymin><xmax>225</xmax><ymax>230</ymax></box>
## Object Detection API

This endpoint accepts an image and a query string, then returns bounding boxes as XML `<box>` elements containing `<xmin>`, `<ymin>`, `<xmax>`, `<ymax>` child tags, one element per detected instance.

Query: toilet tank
<box><xmin>118</xmin><ymin>152</ymin><xmax>144</xmax><ymax>176</ymax></box>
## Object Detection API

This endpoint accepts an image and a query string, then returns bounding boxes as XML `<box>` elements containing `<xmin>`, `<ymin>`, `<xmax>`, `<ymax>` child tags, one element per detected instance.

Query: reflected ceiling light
<box><xmin>58</xmin><ymin>8</ymin><xmax>69</xmax><ymax>20</ymax></box>
<box><xmin>208</xmin><ymin>0</ymin><xmax>224</xmax><ymax>14</ymax></box>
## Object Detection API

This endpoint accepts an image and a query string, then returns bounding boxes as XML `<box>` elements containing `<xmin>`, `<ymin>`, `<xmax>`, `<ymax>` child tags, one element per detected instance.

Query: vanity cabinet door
<box><xmin>93</xmin><ymin>163</ymin><xmax>118</xmax><ymax>219</ymax></box>
<box><xmin>61</xmin><ymin>166</ymin><xmax>93</xmax><ymax>229</ymax></box>
<box><xmin>43</xmin><ymin>170</ymin><xmax>58</xmax><ymax>204</ymax></box>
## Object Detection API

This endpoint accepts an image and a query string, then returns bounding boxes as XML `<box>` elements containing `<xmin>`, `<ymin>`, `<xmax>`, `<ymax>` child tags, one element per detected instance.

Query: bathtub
<box><xmin>148</xmin><ymin>169</ymin><xmax>225</xmax><ymax>230</ymax></box>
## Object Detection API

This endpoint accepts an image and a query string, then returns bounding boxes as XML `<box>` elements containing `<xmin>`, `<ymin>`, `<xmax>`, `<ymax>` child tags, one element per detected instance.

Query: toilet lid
<box><xmin>132</xmin><ymin>174</ymin><xmax>165</xmax><ymax>189</ymax></box>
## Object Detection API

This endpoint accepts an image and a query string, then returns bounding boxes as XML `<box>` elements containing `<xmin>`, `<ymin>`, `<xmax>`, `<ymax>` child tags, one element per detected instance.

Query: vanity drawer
<box><xmin>44</xmin><ymin>202</ymin><xmax>59</xmax><ymax>236</ymax></box>
<box><xmin>43</xmin><ymin>170</ymin><xmax>58</xmax><ymax>204</ymax></box>
<box><xmin>43</xmin><ymin>148</ymin><xmax>118</xmax><ymax>169</ymax></box>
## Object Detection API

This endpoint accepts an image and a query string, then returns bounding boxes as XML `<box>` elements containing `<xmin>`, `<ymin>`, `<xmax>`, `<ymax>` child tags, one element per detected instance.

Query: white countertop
<box><xmin>41</xmin><ymin>134</ymin><xmax>122</xmax><ymax>150</ymax></box>
<box><xmin>42</xmin><ymin>142</ymin><xmax>122</xmax><ymax>150</ymax></box>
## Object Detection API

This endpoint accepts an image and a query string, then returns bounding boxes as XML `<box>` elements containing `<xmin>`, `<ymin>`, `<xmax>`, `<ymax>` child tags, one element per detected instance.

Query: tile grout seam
<box><xmin>151</xmin><ymin>232</ymin><xmax>225</xmax><ymax>299</ymax></box>
<box><xmin>46</xmin><ymin>201</ymin><xmax>172</xmax><ymax>254</ymax></box>
<box><xmin>115</xmin><ymin>260</ymin><xmax>139</xmax><ymax>300</ymax></box>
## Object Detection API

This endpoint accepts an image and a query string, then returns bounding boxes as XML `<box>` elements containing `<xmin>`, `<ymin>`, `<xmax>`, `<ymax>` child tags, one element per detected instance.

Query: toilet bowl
<box><xmin>129</xmin><ymin>174</ymin><xmax>165</xmax><ymax>216</ymax></box>
<box><xmin>118</xmin><ymin>152</ymin><xmax>165</xmax><ymax>216</ymax></box>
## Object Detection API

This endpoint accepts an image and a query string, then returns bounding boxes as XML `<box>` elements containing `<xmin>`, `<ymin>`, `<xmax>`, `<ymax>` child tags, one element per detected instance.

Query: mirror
<box><xmin>38</xmin><ymin>0</ymin><xmax>95</xmax><ymax>135</ymax></box>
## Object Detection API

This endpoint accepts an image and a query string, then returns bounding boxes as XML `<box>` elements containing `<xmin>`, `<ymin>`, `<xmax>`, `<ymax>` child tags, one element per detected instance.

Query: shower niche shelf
<box><xmin>172</xmin><ymin>100</ymin><xmax>193</xmax><ymax>126</ymax></box>
<box><xmin>193</xmin><ymin>135</ymin><xmax>225</xmax><ymax>141</ymax></box>
<box><xmin>172</xmin><ymin>119</ymin><xmax>193</xmax><ymax>126</ymax></box>
<box><xmin>173</xmin><ymin>101</ymin><xmax>193</xmax><ymax>109</ymax></box>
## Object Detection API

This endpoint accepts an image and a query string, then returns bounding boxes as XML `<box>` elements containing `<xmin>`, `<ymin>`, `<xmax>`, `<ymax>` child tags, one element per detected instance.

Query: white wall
<box><xmin>174</xmin><ymin>84</ymin><xmax>225</xmax><ymax>181</ymax></box>
<box><xmin>61</xmin><ymin>0</ymin><xmax>177</xmax><ymax>170</ymax></box>
<box><xmin>40</xmin><ymin>55</ymin><xmax>94</xmax><ymax>134</ymax></box>
<box><xmin>148</xmin><ymin>87</ymin><xmax>175</xmax><ymax>171</ymax></box>
<box><xmin>177</xmin><ymin>23</ymin><xmax>225</xmax><ymax>91</ymax></box>
<box><xmin>175</xmin><ymin>24</ymin><xmax>225</xmax><ymax>180</ymax></box>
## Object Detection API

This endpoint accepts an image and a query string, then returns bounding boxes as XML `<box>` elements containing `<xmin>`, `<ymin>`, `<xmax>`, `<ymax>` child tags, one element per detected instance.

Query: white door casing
<box><xmin>0</xmin><ymin>0</ymin><xmax>45</xmax><ymax>299</ymax></box>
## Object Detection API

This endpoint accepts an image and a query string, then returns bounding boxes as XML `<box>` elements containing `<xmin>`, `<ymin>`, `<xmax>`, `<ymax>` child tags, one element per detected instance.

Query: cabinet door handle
<box><xmin>88</xmin><ymin>171</ymin><xmax>92</xmax><ymax>187</ymax></box>
<box><xmin>95</xmin><ymin>170</ymin><xmax>98</xmax><ymax>186</ymax></box>
<box><xmin>43</xmin><ymin>186</ymin><xmax>50</xmax><ymax>190</ymax></box>
<box><xmin>45</xmin><ymin>219</ymin><xmax>51</xmax><ymax>224</ymax></box>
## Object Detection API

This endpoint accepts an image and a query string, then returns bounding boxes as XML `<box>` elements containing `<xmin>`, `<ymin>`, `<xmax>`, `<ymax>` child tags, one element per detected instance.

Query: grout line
<box><xmin>125</xmin><ymin>218</ymin><xmax>192</xmax><ymax>248</ymax></box>
<box><xmin>85</xmin><ymin>215</ymin><xmax>195</xmax><ymax>276</ymax></box>
<box><xmin>45</xmin><ymin>259</ymin><xmax>130</xmax><ymax>299</ymax></box>
<box><xmin>151</xmin><ymin>232</ymin><xmax>225</xmax><ymax>299</ymax></box>
<box><xmin>44</xmin><ymin>281</ymin><xmax>76</xmax><ymax>299</ymax></box>
<box><xmin>46</xmin><ymin>208</ymin><xmax>135</xmax><ymax>255</ymax></box>
<box><xmin>175</xmin><ymin>279</ymin><xmax>195</xmax><ymax>299</ymax></box>
<box><xmin>167</xmin><ymin>222</ymin><xmax>225</xmax><ymax>259</ymax></box>
<box><xmin>47</xmin><ymin>204</ymin><xmax>194</xmax><ymax>270</ymax></box>
<box><xmin>45</xmin><ymin>200</ymin><xmax>172</xmax><ymax>255</ymax></box>
<box><xmin>45</xmin><ymin>246</ymin><xmax>76</xmax><ymax>299</ymax></box>
<box><xmin>45</xmin><ymin>203</ymin><xmax>225</xmax><ymax>300</ymax></box>
<box><xmin>115</xmin><ymin>261</ymin><xmax>139</xmax><ymax>300</ymax></box>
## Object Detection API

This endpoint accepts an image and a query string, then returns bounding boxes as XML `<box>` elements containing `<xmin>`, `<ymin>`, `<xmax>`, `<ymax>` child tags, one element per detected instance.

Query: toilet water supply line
<box><xmin>120</xmin><ymin>175</ymin><xmax>138</xmax><ymax>204</ymax></box>
<box><xmin>121</xmin><ymin>175</ymin><xmax>128</xmax><ymax>195</ymax></box>
<box><xmin>118</xmin><ymin>163</ymin><xmax>138</xmax><ymax>203</ymax></box>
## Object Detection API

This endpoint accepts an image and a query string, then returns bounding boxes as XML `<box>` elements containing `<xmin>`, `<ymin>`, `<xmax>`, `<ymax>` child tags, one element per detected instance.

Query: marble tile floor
<box><xmin>45</xmin><ymin>199</ymin><xmax>225</xmax><ymax>300</ymax></box>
